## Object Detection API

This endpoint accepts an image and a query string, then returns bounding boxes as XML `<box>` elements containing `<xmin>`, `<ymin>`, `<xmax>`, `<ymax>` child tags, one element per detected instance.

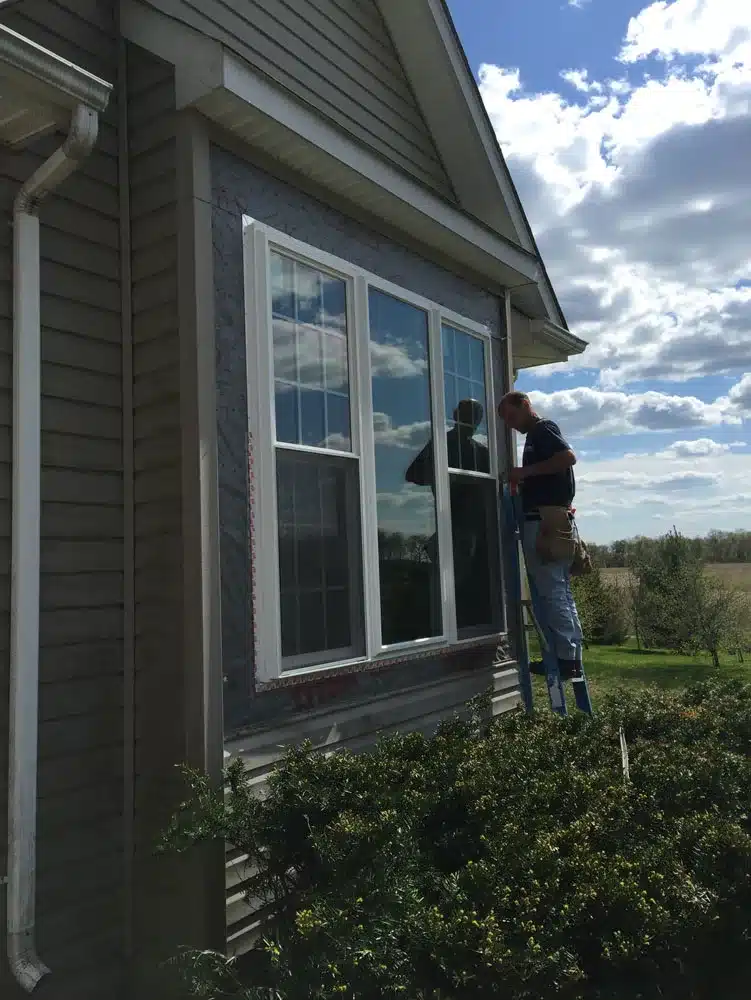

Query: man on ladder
<box><xmin>498</xmin><ymin>391</ymin><xmax>592</xmax><ymax>716</ymax></box>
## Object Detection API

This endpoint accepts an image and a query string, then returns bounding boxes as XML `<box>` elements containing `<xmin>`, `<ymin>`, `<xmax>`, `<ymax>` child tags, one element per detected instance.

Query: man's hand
<box><xmin>508</xmin><ymin>467</ymin><xmax>527</xmax><ymax>487</ymax></box>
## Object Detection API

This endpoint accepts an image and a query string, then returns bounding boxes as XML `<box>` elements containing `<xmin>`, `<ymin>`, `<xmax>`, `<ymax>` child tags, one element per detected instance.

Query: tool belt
<box><xmin>527</xmin><ymin>506</ymin><xmax>592</xmax><ymax>575</ymax></box>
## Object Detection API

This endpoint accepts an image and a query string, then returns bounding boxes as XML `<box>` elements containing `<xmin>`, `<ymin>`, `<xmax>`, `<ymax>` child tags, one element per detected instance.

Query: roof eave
<box><xmin>529</xmin><ymin>318</ymin><xmax>587</xmax><ymax>357</ymax></box>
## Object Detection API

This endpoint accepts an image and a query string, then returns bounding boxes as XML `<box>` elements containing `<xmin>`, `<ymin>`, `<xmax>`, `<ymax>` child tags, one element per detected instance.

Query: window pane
<box><xmin>294</xmin><ymin>261</ymin><xmax>322</xmax><ymax>326</ymax></box>
<box><xmin>271</xmin><ymin>255</ymin><xmax>295</xmax><ymax>319</ymax></box>
<box><xmin>444</xmin><ymin>373</ymin><xmax>457</xmax><ymax>420</ymax></box>
<box><xmin>324</xmin><ymin>333</ymin><xmax>348</xmax><ymax>393</ymax></box>
<box><xmin>326</xmin><ymin>392</ymin><xmax>351</xmax><ymax>451</ymax></box>
<box><xmin>270</xmin><ymin>252</ymin><xmax>352</xmax><ymax>451</ymax></box>
<box><xmin>468</xmin><ymin>335</ymin><xmax>485</xmax><ymax>382</ymax></box>
<box><xmin>275</xmin><ymin>382</ymin><xmax>298</xmax><ymax>444</ymax></box>
<box><xmin>326</xmin><ymin>589</ymin><xmax>352</xmax><ymax>649</ymax></box>
<box><xmin>300</xmin><ymin>388</ymin><xmax>326</xmax><ymax>447</ymax></box>
<box><xmin>442</xmin><ymin>325</ymin><xmax>490</xmax><ymax>474</ymax></box>
<box><xmin>280</xmin><ymin>593</ymin><xmax>299</xmax><ymax>658</ymax></box>
<box><xmin>297</xmin><ymin>327</ymin><xmax>324</xmax><ymax>387</ymax></box>
<box><xmin>369</xmin><ymin>288</ymin><xmax>441</xmax><ymax>644</ymax></box>
<box><xmin>322</xmin><ymin>274</ymin><xmax>346</xmax><ymax>334</ymax></box>
<box><xmin>442</xmin><ymin>324</ymin><xmax>456</xmax><ymax>373</ymax></box>
<box><xmin>450</xmin><ymin>474</ymin><xmax>502</xmax><ymax>636</ymax></box>
<box><xmin>272</xmin><ymin>318</ymin><xmax>296</xmax><ymax>382</ymax></box>
<box><xmin>298</xmin><ymin>591</ymin><xmax>326</xmax><ymax>655</ymax></box>
<box><xmin>276</xmin><ymin>449</ymin><xmax>365</xmax><ymax>666</ymax></box>
<box><xmin>454</xmin><ymin>328</ymin><xmax>472</xmax><ymax>377</ymax></box>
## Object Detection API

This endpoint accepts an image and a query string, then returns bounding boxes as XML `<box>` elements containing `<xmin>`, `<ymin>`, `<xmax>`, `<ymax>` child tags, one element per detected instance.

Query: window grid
<box><xmin>271</xmin><ymin>252</ymin><xmax>352</xmax><ymax>452</ymax></box>
<box><xmin>277</xmin><ymin>458</ymin><xmax>352</xmax><ymax>659</ymax></box>
<box><xmin>442</xmin><ymin>323</ymin><xmax>493</xmax><ymax>477</ymax></box>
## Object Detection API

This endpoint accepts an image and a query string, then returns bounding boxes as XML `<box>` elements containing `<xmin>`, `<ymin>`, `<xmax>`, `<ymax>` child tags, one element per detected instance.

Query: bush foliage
<box><xmin>165</xmin><ymin>682</ymin><xmax>751</xmax><ymax>1000</ymax></box>
<box><xmin>628</xmin><ymin>531</ymin><xmax>749</xmax><ymax>663</ymax></box>
<box><xmin>572</xmin><ymin>567</ymin><xmax>628</xmax><ymax>647</ymax></box>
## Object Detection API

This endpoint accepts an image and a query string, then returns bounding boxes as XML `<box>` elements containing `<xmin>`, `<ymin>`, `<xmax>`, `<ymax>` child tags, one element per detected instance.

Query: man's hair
<box><xmin>499</xmin><ymin>391</ymin><xmax>531</xmax><ymax>409</ymax></box>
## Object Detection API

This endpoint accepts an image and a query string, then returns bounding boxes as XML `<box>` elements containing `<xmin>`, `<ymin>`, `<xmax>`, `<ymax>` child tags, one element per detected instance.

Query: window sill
<box><xmin>255</xmin><ymin>631</ymin><xmax>507</xmax><ymax>692</ymax></box>
<box><xmin>227</xmin><ymin>640</ymin><xmax>518</xmax><ymax>754</ymax></box>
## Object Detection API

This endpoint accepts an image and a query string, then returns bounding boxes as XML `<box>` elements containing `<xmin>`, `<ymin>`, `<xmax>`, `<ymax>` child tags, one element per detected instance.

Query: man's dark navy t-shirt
<box><xmin>521</xmin><ymin>418</ymin><xmax>575</xmax><ymax>513</ymax></box>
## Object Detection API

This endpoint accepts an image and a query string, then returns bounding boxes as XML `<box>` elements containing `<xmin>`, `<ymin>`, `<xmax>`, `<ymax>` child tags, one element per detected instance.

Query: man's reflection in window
<box><xmin>406</xmin><ymin>400</ymin><xmax>497</xmax><ymax>633</ymax></box>
<box><xmin>406</xmin><ymin>399</ymin><xmax>489</xmax><ymax>487</ymax></box>
<box><xmin>446</xmin><ymin>399</ymin><xmax>490</xmax><ymax>475</ymax></box>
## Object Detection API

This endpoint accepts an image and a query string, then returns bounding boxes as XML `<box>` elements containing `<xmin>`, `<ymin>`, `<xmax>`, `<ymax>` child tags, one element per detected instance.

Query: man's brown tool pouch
<box><xmin>534</xmin><ymin>506</ymin><xmax>593</xmax><ymax>575</ymax></box>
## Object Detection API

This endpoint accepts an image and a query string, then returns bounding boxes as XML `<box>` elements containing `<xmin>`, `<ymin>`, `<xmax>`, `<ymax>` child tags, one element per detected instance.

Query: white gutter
<box><xmin>7</xmin><ymin>102</ymin><xmax>101</xmax><ymax>993</ymax></box>
<box><xmin>529</xmin><ymin>318</ymin><xmax>588</xmax><ymax>358</ymax></box>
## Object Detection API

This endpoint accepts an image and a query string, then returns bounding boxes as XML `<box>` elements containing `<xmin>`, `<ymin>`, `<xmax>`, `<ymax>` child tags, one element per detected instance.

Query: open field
<box><xmin>530</xmin><ymin>641</ymin><xmax>751</xmax><ymax>708</ymax></box>
<box><xmin>601</xmin><ymin>563</ymin><xmax>751</xmax><ymax>593</ymax></box>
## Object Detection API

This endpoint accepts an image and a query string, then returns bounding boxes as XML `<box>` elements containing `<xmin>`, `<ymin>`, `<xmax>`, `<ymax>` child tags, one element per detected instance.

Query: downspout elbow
<box><xmin>7</xmin><ymin>101</ymin><xmax>100</xmax><ymax>994</ymax></box>
<box><xmin>7</xmin><ymin>937</ymin><xmax>49</xmax><ymax>995</ymax></box>
<box><xmin>13</xmin><ymin>103</ymin><xmax>99</xmax><ymax>217</ymax></box>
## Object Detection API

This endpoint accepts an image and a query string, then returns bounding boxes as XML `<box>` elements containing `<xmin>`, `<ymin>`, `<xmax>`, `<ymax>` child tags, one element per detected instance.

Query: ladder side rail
<box><xmin>502</xmin><ymin>487</ymin><xmax>534</xmax><ymax>713</ymax></box>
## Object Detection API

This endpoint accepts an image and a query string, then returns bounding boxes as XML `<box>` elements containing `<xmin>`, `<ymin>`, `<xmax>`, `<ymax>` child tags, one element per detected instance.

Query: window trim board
<box><xmin>244</xmin><ymin>220</ymin><xmax>284</xmax><ymax>683</ymax></box>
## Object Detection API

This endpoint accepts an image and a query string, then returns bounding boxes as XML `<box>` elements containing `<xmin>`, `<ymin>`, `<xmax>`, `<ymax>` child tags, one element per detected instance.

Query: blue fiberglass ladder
<box><xmin>502</xmin><ymin>485</ymin><xmax>593</xmax><ymax>717</ymax></box>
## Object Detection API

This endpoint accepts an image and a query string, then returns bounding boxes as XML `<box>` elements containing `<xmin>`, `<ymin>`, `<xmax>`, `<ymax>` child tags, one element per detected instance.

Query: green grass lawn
<box><xmin>529</xmin><ymin>641</ymin><xmax>751</xmax><ymax>707</ymax></box>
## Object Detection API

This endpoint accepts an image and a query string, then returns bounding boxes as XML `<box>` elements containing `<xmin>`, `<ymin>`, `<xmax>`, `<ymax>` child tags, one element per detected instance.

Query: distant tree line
<box><xmin>588</xmin><ymin>530</ymin><xmax>751</xmax><ymax>568</ymax></box>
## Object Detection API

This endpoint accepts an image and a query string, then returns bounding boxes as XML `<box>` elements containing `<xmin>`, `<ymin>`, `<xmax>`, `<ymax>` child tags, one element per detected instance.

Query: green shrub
<box><xmin>572</xmin><ymin>566</ymin><xmax>629</xmax><ymax>646</ymax></box>
<box><xmin>164</xmin><ymin>681</ymin><xmax>751</xmax><ymax>1000</ymax></box>
<box><xmin>628</xmin><ymin>530</ymin><xmax>749</xmax><ymax>663</ymax></box>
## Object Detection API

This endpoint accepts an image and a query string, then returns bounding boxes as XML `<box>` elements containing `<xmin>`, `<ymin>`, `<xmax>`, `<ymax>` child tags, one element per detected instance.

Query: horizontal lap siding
<box><xmin>0</xmin><ymin>2</ymin><xmax>124</xmax><ymax>998</ymax></box>
<box><xmin>225</xmin><ymin>662</ymin><xmax>520</xmax><ymax>954</ymax></box>
<box><xmin>143</xmin><ymin>0</ymin><xmax>455</xmax><ymax>199</ymax></box>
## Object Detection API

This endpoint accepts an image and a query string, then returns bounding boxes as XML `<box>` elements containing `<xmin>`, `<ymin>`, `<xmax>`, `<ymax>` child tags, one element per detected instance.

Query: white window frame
<box><xmin>243</xmin><ymin>217</ymin><xmax>502</xmax><ymax>684</ymax></box>
<box><xmin>439</xmin><ymin>317</ymin><xmax>503</xmax><ymax>640</ymax></box>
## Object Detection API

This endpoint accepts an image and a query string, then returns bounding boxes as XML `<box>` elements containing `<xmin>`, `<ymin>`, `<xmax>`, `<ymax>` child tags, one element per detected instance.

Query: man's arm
<box><xmin>509</xmin><ymin>420</ymin><xmax>576</xmax><ymax>485</ymax></box>
<box><xmin>406</xmin><ymin>440</ymin><xmax>434</xmax><ymax>486</ymax></box>
<box><xmin>520</xmin><ymin>448</ymin><xmax>576</xmax><ymax>479</ymax></box>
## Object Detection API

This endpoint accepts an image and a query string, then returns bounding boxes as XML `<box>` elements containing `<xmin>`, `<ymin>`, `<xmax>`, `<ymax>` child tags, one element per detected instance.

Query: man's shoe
<box><xmin>559</xmin><ymin>659</ymin><xmax>583</xmax><ymax>680</ymax></box>
<box><xmin>527</xmin><ymin>659</ymin><xmax>583</xmax><ymax>680</ymax></box>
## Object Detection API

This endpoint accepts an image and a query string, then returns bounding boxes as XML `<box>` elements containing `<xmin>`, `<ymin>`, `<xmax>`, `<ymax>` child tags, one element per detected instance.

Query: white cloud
<box><xmin>572</xmin><ymin>449</ymin><xmax>751</xmax><ymax>541</ymax></box>
<box><xmin>619</xmin><ymin>0</ymin><xmax>751</xmax><ymax>64</ymax></box>
<box><xmin>560</xmin><ymin>69</ymin><xmax>602</xmax><ymax>93</ymax></box>
<box><xmin>478</xmin><ymin>0</ymin><xmax>751</xmax><ymax>384</ymax></box>
<box><xmin>526</xmin><ymin>385</ymin><xmax>741</xmax><ymax>436</ymax></box>
<box><xmin>581</xmin><ymin>469</ymin><xmax>722</xmax><ymax>490</ymax></box>
<box><xmin>373</xmin><ymin>413</ymin><xmax>431</xmax><ymax>450</ymax></box>
<box><xmin>370</xmin><ymin>341</ymin><xmax>427</xmax><ymax>380</ymax></box>
<box><xmin>727</xmin><ymin>372</ymin><xmax>751</xmax><ymax>413</ymax></box>
<box><xmin>622</xmin><ymin>437</ymin><xmax>747</xmax><ymax>458</ymax></box>
<box><xmin>661</xmin><ymin>437</ymin><xmax>737</xmax><ymax>457</ymax></box>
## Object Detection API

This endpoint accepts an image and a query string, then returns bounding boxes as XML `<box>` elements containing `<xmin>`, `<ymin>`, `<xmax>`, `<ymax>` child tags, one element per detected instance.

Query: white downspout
<box><xmin>7</xmin><ymin>103</ymin><xmax>100</xmax><ymax>993</ymax></box>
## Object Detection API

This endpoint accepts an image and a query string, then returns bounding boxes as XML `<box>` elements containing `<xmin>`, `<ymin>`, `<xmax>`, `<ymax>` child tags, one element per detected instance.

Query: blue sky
<box><xmin>447</xmin><ymin>0</ymin><xmax>751</xmax><ymax>543</ymax></box>
<box><xmin>450</xmin><ymin>0</ymin><xmax>647</xmax><ymax>94</ymax></box>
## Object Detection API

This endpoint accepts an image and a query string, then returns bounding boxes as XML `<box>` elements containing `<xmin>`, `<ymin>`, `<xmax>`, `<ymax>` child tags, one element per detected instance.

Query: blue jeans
<box><xmin>522</xmin><ymin>520</ymin><xmax>583</xmax><ymax>662</ymax></box>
